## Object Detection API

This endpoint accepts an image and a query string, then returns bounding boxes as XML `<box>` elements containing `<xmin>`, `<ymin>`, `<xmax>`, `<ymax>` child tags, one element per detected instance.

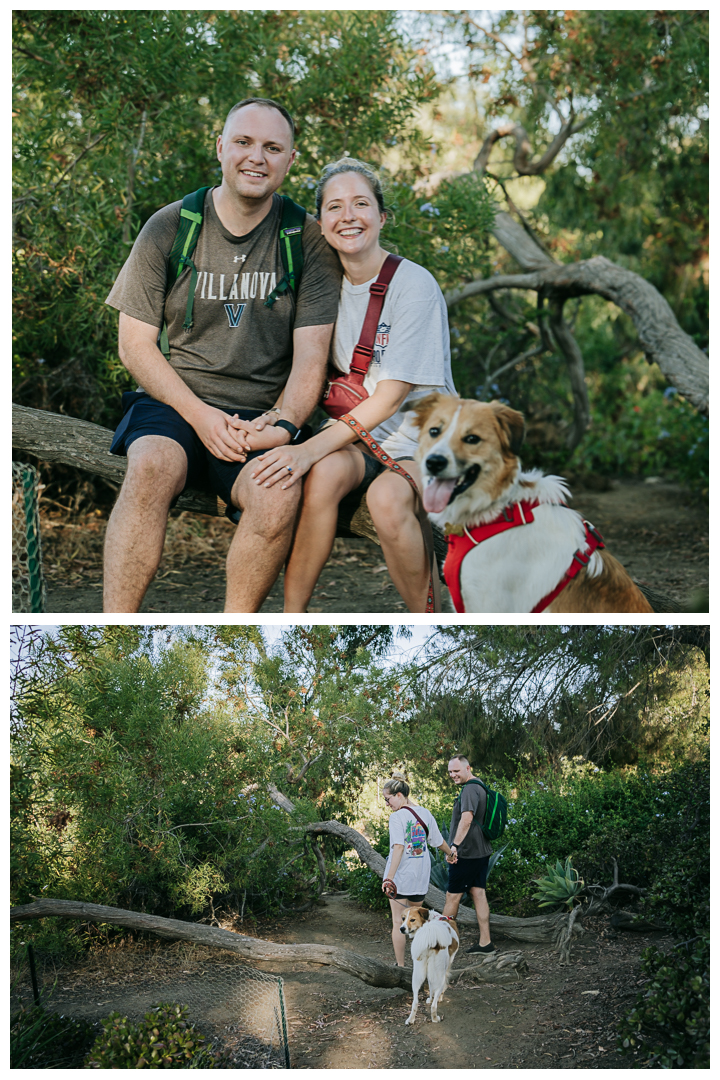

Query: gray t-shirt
<box><xmin>106</xmin><ymin>189</ymin><xmax>342</xmax><ymax>411</ymax></box>
<box><xmin>450</xmin><ymin>780</ymin><xmax>493</xmax><ymax>860</ymax></box>
<box><xmin>331</xmin><ymin>258</ymin><xmax>456</xmax><ymax>457</ymax></box>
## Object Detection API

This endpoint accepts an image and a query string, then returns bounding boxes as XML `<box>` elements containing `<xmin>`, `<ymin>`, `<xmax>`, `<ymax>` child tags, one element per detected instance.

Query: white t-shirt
<box><xmin>332</xmin><ymin>258</ymin><xmax>456</xmax><ymax>458</ymax></box>
<box><xmin>383</xmin><ymin>803</ymin><xmax>444</xmax><ymax>897</ymax></box>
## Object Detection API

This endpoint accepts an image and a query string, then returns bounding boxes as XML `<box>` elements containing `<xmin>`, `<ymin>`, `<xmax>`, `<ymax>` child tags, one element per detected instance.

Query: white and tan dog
<box><xmin>400</xmin><ymin>906</ymin><xmax>459</xmax><ymax>1024</ymax></box>
<box><xmin>411</xmin><ymin>392</ymin><xmax>653</xmax><ymax>613</ymax></box>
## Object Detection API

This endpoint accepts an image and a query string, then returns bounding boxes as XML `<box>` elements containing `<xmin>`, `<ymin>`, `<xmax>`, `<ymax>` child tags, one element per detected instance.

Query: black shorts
<box><xmin>394</xmin><ymin>892</ymin><xmax>426</xmax><ymax>903</ymax></box>
<box><xmin>110</xmin><ymin>391</ymin><xmax>302</xmax><ymax>524</ymax></box>
<box><xmin>356</xmin><ymin>452</ymin><xmax>415</xmax><ymax>495</ymax></box>
<box><xmin>447</xmin><ymin>856</ymin><xmax>490</xmax><ymax>894</ymax></box>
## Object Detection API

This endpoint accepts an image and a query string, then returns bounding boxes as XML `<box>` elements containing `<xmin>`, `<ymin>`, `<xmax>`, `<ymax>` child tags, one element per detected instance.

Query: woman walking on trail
<box><xmin>380</xmin><ymin>776</ymin><xmax>454</xmax><ymax>967</ymax></box>
<box><xmin>249</xmin><ymin>158</ymin><xmax>456</xmax><ymax>613</ymax></box>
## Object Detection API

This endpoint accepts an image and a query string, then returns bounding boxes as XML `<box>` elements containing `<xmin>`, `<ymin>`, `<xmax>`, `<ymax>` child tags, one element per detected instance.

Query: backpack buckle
<box><xmin>369</xmin><ymin>282</ymin><xmax>388</xmax><ymax>296</ymax></box>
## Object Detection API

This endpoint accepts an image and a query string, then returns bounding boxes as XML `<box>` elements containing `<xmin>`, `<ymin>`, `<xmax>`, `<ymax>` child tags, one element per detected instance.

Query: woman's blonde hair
<box><xmin>383</xmin><ymin>772</ymin><xmax>409</xmax><ymax>798</ymax></box>
<box><xmin>315</xmin><ymin>157</ymin><xmax>387</xmax><ymax>216</ymax></box>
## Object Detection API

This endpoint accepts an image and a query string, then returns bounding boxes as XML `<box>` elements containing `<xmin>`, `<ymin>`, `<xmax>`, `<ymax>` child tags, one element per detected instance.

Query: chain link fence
<box><xmin>12</xmin><ymin>462</ymin><xmax>46</xmax><ymax>613</ymax></box>
<box><xmin>12</xmin><ymin>947</ymin><xmax>290</xmax><ymax>1068</ymax></box>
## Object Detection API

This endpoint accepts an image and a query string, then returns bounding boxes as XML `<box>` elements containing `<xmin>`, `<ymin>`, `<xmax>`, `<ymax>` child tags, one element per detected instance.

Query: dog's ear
<box><xmin>490</xmin><ymin>400</ymin><xmax>525</xmax><ymax>456</ymax></box>
<box><xmin>419</xmin><ymin>907</ymin><xmax>430</xmax><ymax>922</ymax></box>
<box><xmin>400</xmin><ymin>391</ymin><xmax>446</xmax><ymax>426</ymax></box>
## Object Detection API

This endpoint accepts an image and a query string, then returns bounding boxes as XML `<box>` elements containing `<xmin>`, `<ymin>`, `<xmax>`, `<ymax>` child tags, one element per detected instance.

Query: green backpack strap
<box><xmin>159</xmin><ymin>185</ymin><xmax>212</xmax><ymax>360</ymax></box>
<box><xmin>264</xmin><ymin>195</ymin><xmax>306</xmax><ymax>308</ymax></box>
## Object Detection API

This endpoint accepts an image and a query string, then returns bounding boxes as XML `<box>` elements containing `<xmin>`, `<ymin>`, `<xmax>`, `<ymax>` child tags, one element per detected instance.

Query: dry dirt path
<box><xmin>20</xmin><ymin>893</ymin><xmax>668</xmax><ymax>1069</ymax></box>
<box><xmin>42</xmin><ymin>478</ymin><xmax>706</xmax><ymax>614</ymax></box>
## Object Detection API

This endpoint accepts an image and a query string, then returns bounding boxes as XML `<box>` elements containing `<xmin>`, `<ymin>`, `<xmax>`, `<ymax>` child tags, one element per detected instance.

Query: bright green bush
<box><xmin>85</xmin><ymin>1002</ymin><xmax>228</xmax><ymax>1069</ymax></box>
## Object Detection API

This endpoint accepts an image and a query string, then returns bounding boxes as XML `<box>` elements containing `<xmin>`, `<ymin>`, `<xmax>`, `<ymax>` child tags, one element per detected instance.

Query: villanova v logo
<box><xmin>224</xmin><ymin>303</ymin><xmax>246</xmax><ymax>327</ymax></box>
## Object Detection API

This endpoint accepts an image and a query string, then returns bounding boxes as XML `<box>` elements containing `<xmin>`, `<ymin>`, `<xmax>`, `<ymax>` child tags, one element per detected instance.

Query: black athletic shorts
<box><xmin>110</xmin><ymin>391</ymin><xmax>309</xmax><ymax>524</ymax></box>
<box><xmin>394</xmin><ymin>892</ymin><xmax>426</xmax><ymax>903</ymax></box>
<box><xmin>447</xmin><ymin>856</ymin><xmax>490</xmax><ymax>894</ymax></box>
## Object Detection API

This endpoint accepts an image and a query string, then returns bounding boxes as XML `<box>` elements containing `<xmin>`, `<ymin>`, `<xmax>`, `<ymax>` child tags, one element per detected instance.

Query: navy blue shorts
<box><xmin>447</xmin><ymin>856</ymin><xmax>490</xmax><ymax>894</ymax></box>
<box><xmin>110</xmin><ymin>391</ymin><xmax>305</xmax><ymax>524</ymax></box>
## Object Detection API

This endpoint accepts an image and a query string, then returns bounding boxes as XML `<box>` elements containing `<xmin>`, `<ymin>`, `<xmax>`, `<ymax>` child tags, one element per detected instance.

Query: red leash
<box><xmin>338</xmin><ymin>413</ymin><xmax>435</xmax><ymax>613</ymax></box>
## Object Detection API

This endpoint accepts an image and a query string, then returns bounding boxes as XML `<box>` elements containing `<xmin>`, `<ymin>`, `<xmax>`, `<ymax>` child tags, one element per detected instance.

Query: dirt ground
<box><xmin>40</xmin><ymin>477</ymin><xmax>707</xmax><ymax>613</ymax></box>
<box><xmin>15</xmin><ymin>893</ymin><xmax>667</xmax><ymax>1069</ymax></box>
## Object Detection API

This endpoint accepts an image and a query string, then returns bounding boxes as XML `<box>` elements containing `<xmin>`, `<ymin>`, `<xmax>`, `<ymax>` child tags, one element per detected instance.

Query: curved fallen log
<box><xmin>12</xmin><ymin>403</ymin><xmax>448</xmax><ymax>563</ymax></box>
<box><xmin>10</xmin><ymin>899</ymin><xmax>526</xmax><ymax>988</ymax></box>
<box><xmin>445</xmin><ymin>226</ymin><xmax>708</xmax><ymax>417</ymax></box>
<box><xmin>303</xmin><ymin>820</ymin><xmax>582</xmax><ymax>949</ymax></box>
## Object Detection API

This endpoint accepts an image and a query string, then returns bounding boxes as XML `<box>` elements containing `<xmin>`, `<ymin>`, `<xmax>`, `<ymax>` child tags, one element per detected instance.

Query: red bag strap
<box><xmin>403</xmin><ymin>805</ymin><xmax>429</xmax><ymax>836</ymax></box>
<box><xmin>349</xmin><ymin>253</ymin><xmax>403</xmax><ymax>376</ymax></box>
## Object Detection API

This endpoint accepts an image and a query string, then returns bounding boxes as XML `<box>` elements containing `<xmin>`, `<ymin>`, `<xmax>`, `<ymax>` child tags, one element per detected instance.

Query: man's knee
<box><xmin>123</xmin><ymin>437</ymin><xmax>187</xmax><ymax>502</ymax></box>
<box><xmin>232</xmin><ymin>470</ymin><xmax>301</xmax><ymax>537</ymax></box>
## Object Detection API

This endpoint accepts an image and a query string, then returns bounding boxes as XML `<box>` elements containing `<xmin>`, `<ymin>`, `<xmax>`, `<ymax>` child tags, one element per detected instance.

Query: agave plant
<box><xmin>532</xmin><ymin>856</ymin><xmax>585</xmax><ymax>910</ymax></box>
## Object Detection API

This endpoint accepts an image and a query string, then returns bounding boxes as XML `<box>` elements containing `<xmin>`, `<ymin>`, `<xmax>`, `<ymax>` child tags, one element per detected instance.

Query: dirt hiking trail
<box><xmin>42</xmin><ymin>477</ymin><xmax>707</xmax><ymax>613</ymax></box>
<box><xmin>18</xmin><ymin>892</ymin><xmax>668</xmax><ymax>1069</ymax></box>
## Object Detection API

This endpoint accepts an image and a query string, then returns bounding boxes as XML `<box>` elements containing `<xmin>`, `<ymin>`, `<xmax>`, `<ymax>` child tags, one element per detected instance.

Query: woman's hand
<box><xmin>250</xmin><ymin>442</ymin><xmax>319</xmax><ymax>489</ymax></box>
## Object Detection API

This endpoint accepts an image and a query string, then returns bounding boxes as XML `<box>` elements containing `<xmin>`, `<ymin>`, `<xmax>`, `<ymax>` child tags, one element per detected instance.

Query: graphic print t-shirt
<box><xmin>331</xmin><ymin>259</ymin><xmax>456</xmax><ymax>457</ymax></box>
<box><xmin>106</xmin><ymin>190</ymin><xmax>342</xmax><ymax>410</ymax></box>
<box><xmin>383</xmin><ymin>803</ymin><xmax>444</xmax><ymax>897</ymax></box>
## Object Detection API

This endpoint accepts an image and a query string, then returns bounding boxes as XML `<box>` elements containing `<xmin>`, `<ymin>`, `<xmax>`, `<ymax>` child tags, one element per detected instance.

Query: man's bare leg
<box><xmin>104</xmin><ymin>436</ymin><xmax>187</xmax><ymax>613</ymax></box>
<box><xmin>469</xmin><ymin>886</ymin><xmax>491</xmax><ymax>946</ymax></box>
<box><xmin>224</xmin><ymin>465</ymin><xmax>302</xmax><ymax>612</ymax></box>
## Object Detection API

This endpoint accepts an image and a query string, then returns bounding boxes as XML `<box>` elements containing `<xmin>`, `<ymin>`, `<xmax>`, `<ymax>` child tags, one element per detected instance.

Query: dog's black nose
<box><xmin>425</xmin><ymin>454</ymin><xmax>448</xmax><ymax>475</ymax></box>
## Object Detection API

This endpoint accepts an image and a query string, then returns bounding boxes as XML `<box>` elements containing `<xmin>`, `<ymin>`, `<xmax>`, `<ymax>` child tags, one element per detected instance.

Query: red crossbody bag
<box><xmin>322</xmin><ymin>253</ymin><xmax>403</xmax><ymax>418</ymax></box>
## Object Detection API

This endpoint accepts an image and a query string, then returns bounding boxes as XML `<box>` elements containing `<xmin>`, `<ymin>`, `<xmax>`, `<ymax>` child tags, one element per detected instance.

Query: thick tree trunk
<box><xmin>12</xmin><ymin>403</ymin><xmax>449</xmax><ymax>561</ymax></box>
<box><xmin>303</xmin><ymin>821</ymin><xmax>581</xmax><ymax>948</ymax></box>
<box><xmin>10</xmin><ymin>899</ymin><xmax>526</xmax><ymax>987</ymax></box>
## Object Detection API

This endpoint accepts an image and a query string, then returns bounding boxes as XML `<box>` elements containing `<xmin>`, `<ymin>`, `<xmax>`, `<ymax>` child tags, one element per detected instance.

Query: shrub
<box><xmin>10</xmin><ymin>1004</ymin><xmax>95</xmax><ymax>1069</ymax></box>
<box><xmin>84</xmin><ymin>1002</ymin><xmax>229</xmax><ymax>1069</ymax></box>
<box><xmin>617</xmin><ymin>936</ymin><xmax>709</xmax><ymax>1068</ymax></box>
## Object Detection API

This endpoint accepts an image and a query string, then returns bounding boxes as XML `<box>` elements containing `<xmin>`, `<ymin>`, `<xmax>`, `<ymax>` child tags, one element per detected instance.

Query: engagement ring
<box><xmin>286</xmin><ymin>466</ymin><xmax>293</xmax><ymax>474</ymax></box>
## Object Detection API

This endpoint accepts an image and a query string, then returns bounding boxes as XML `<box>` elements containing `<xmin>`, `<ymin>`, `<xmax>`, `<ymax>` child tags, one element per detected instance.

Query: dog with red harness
<box><xmin>410</xmin><ymin>392</ymin><xmax>653</xmax><ymax>613</ymax></box>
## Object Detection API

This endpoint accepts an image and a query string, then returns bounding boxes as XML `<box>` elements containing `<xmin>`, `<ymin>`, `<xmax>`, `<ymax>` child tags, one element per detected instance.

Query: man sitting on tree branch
<box><xmin>103</xmin><ymin>97</ymin><xmax>341</xmax><ymax>613</ymax></box>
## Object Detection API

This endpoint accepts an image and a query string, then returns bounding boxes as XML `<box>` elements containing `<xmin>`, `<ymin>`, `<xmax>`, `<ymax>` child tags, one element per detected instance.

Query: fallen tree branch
<box><xmin>444</xmin><ymin>257</ymin><xmax>708</xmax><ymax>414</ymax></box>
<box><xmin>10</xmin><ymin>899</ymin><xmax>526</xmax><ymax>988</ymax></box>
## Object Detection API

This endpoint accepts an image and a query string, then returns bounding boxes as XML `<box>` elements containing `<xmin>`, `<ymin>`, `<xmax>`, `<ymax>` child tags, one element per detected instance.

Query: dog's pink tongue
<box><xmin>423</xmin><ymin>478</ymin><xmax>456</xmax><ymax>514</ymax></box>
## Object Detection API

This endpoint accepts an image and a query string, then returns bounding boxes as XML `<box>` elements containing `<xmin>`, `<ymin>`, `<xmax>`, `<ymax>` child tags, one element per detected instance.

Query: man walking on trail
<box><xmin>443</xmin><ymin>754</ymin><xmax>495</xmax><ymax>953</ymax></box>
<box><xmin>103</xmin><ymin>97</ymin><xmax>342</xmax><ymax>613</ymax></box>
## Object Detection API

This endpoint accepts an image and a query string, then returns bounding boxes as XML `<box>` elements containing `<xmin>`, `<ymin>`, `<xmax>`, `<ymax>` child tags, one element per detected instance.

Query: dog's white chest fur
<box><xmin>458</xmin><ymin>501</ymin><xmax>598</xmax><ymax>612</ymax></box>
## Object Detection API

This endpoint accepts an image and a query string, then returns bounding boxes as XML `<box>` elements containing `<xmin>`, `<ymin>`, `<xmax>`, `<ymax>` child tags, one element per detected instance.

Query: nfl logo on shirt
<box><xmin>375</xmin><ymin>322</ymin><xmax>391</xmax><ymax>352</ymax></box>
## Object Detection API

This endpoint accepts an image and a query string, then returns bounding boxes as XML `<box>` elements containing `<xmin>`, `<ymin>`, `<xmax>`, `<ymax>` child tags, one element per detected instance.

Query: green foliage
<box><xmin>11</xmin><ymin>1004</ymin><xmax>95</xmax><ymax>1069</ymax></box>
<box><xmin>346</xmin><ymin>864</ymin><xmax>388</xmax><ymax>913</ymax></box>
<box><xmin>618</xmin><ymin>936</ymin><xmax>709</xmax><ymax>1069</ymax></box>
<box><xmin>85</xmin><ymin>1002</ymin><xmax>228</xmax><ymax>1069</ymax></box>
<box><xmin>10</xmin><ymin>626</ymin><xmax>322</xmax><ymax>918</ymax></box>
<box><xmin>531</xmin><ymin>857</ymin><xmax>583</xmax><ymax>910</ymax></box>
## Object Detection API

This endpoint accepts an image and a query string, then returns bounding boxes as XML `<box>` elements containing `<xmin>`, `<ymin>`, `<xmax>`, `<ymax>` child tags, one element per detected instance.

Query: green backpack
<box><xmin>462</xmin><ymin>778</ymin><xmax>508</xmax><ymax>842</ymax></box>
<box><xmin>159</xmin><ymin>186</ymin><xmax>306</xmax><ymax>359</ymax></box>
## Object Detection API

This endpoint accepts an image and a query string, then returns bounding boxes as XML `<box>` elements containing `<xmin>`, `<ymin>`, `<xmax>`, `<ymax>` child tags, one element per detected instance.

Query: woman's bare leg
<box><xmin>366</xmin><ymin>460</ymin><xmax>440</xmax><ymax>613</ymax></box>
<box><xmin>283</xmin><ymin>448</ymin><xmax>366</xmax><ymax>612</ymax></box>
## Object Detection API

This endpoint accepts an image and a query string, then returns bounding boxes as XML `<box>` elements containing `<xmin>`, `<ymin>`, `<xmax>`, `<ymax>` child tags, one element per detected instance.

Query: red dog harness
<box><xmin>443</xmin><ymin>500</ymin><xmax>605</xmax><ymax>613</ymax></box>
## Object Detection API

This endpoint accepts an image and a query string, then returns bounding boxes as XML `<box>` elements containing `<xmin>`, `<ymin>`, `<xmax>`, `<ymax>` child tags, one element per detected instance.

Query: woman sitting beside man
<box><xmin>250</xmin><ymin>157</ymin><xmax>456</xmax><ymax>612</ymax></box>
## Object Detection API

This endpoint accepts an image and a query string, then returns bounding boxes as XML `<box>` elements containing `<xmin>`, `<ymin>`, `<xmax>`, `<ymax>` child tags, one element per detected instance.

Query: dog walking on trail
<box><xmin>380</xmin><ymin>775</ymin><xmax>454</xmax><ymax>967</ymax></box>
<box><xmin>443</xmin><ymin>755</ymin><xmax>496</xmax><ymax>954</ymax></box>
